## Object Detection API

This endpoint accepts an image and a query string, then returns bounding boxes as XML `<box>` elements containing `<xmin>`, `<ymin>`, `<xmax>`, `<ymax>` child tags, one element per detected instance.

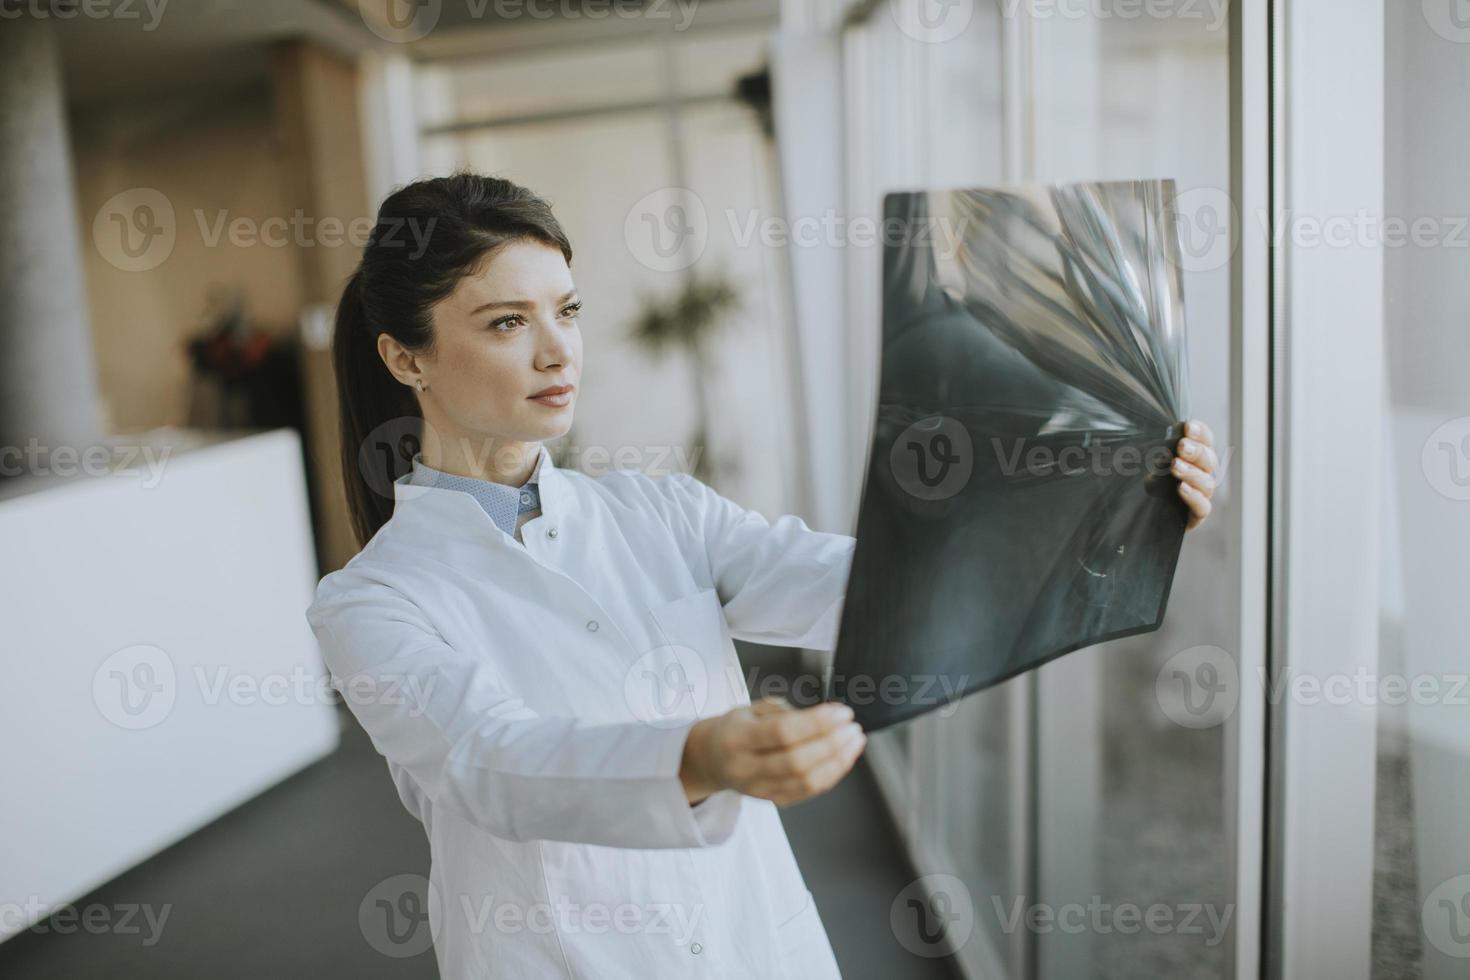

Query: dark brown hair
<box><xmin>332</xmin><ymin>173</ymin><xmax>572</xmax><ymax>548</ymax></box>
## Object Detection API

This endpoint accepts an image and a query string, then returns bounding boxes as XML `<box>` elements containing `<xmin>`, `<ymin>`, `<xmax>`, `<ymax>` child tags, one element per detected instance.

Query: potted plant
<box><xmin>628</xmin><ymin>269</ymin><xmax>742</xmax><ymax>485</ymax></box>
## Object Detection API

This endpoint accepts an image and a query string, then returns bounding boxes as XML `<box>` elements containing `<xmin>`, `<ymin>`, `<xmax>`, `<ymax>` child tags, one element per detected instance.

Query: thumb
<box><xmin>749</xmin><ymin>695</ymin><xmax>791</xmax><ymax>716</ymax></box>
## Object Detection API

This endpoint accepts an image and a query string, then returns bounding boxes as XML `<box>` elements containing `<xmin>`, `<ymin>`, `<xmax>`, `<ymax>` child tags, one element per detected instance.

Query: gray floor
<box><xmin>0</xmin><ymin>645</ymin><xmax>961</xmax><ymax>979</ymax></box>
<box><xmin>1371</xmin><ymin>726</ymin><xmax>1423</xmax><ymax>979</ymax></box>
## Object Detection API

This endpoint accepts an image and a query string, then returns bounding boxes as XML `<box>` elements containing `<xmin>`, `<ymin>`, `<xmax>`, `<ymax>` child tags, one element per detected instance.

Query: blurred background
<box><xmin>0</xmin><ymin>1</ymin><xmax>1465</xmax><ymax>978</ymax></box>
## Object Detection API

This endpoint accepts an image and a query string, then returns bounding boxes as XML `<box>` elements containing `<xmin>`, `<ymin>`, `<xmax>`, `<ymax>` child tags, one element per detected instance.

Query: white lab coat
<box><xmin>305</xmin><ymin>444</ymin><xmax>857</xmax><ymax>979</ymax></box>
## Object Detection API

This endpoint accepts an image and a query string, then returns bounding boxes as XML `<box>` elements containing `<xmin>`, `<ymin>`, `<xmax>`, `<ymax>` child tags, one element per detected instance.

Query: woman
<box><xmin>305</xmin><ymin>174</ymin><xmax>1218</xmax><ymax>979</ymax></box>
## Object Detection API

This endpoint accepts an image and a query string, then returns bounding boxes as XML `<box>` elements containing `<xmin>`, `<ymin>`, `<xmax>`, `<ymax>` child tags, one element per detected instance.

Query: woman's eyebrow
<box><xmin>471</xmin><ymin>289</ymin><xmax>578</xmax><ymax>315</ymax></box>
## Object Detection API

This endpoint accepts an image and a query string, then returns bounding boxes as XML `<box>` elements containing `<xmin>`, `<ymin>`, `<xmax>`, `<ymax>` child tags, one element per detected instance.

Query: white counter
<box><xmin>0</xmin><ymin>428</ymin><xmax>340</xmax><ymax>940</ymax></box>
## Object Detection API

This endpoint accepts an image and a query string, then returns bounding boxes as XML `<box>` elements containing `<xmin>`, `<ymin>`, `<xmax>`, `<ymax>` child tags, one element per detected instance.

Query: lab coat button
<box><xmin>586</xmin><ymin>620</ymin><xmax>599</xmax><ymax>632</ymax></box>
<box><xmin>547</xmin><ymin>527</ymin><xmax>558</xmax><ymax>538</ymax></box>
<box><xmin>690</xmin><ymin>942</ymin><xmax>703</xmax><ymax>955</ymax></box>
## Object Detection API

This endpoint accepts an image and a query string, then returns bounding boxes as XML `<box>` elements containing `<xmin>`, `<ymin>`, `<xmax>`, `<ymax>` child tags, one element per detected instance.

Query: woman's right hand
<box><xmin>680</xmin><ymin>696</ymin><xmax>868</xmax><ymax>808</ymax></box>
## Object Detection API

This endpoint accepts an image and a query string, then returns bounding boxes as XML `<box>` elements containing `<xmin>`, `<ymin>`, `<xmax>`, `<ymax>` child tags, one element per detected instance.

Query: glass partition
<box><xmin>1373</xmin><ymin>4</ymin><xmax>1470</xmax><ymax>977</ymax></box>
<box><xmin>842</xmin><ymin>4</ymin><xmax>1239</xmax><ymax>978</ymax></box>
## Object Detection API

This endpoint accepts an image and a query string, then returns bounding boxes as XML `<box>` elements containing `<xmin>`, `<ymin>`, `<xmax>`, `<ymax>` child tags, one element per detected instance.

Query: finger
<box><xmin>749</xmin><ymin>696</ymin><xmax>791</xmax><ymax>717</ymax></box>
<box><xmin>763</xmin><ymin>731</ymin><xmax>867</xmax><ymax>805</ymax></box>
<box><xmin>1177</xmin><ymin>436</ymin><xmax>1220</xmax><ymax>476</ymax></box>
<box><xmin>1184</xmin><ymin>418</ymin><xmax>1215</xmax><ymax>448</ymax></box>
<box><xmin>1179</xmin><ymin>481</ymin><xmax>1212</xmax><ymax>527</ymax></box>
<box><xmin>750</xmin><ymin>722</ymin><xmax>862</xmax><ymax>780</ymax></box>
<box><xmin>743</xmin><ymin>701</ymin><xmax>853</xmax><ymax>751</ymax></box>
<box><xmin>1170</xmin><ymin>457</ymin><xmax>1215</xmax><ymax>497</ymax></box>
<box><xmin>741</xmin><ymin>723</ymin><xmax>861</xmax><ymax>797</ymax></box>
<box><xmin>1198</xmin><ymin>442</ymin><xmax>1220</xmax><ymax>475</ymax></box>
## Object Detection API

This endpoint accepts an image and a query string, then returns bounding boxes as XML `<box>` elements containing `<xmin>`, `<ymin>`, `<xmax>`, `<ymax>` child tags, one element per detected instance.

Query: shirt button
<box><xmin>586</xmin><ymin>620</ymin><xmax>599</xmax><ymax>632</ymax></box>
<box><xmin>520</xmin><ymin>492</ymin><xmax>533</xmax><ymax>505</ymax></box>
<box><xmin>690</xmin><ymin>942</ymin><xmax>703</xmax><ymax>955</ymax></box>
<box><xmin>547</xmin><ymin>527</ymin><xmax>558</xmax><ymax>538</ymax></box>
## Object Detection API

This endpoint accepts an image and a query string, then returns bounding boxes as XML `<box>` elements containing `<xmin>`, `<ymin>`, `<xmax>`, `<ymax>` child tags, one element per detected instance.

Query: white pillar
<box><xmin>0</xmin><ymin>17</ymin><xmax>103</xmax><ymax>459</ymax></box>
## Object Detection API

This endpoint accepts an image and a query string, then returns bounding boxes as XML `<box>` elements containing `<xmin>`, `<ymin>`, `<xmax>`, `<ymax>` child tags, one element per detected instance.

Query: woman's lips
<box><xmin>529</xmin><ymin>390</ymin><xmax>573</xmax><ymax>407</ymax></box>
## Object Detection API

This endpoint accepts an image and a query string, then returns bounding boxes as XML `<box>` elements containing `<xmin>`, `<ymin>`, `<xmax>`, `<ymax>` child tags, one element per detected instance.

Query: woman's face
<box><xmin>389</xmin><ymin>238</ymin><xmax>582</xmax><ymax>475</ymax></box>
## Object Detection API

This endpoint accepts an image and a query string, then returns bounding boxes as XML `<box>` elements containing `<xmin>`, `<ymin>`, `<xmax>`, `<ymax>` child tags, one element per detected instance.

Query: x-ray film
<box><xmin>827</xmin><ymin>180</ymin><xmax>1193</xmax><ymax>732</ymax></box>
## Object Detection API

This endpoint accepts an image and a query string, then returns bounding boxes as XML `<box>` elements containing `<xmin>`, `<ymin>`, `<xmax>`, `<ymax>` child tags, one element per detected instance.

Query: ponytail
<box><xmin>330</xmin><ymin>173</ymin><xmax>573</xmax><ymax>548</ymax></box>
<box><xmin>332</xmin><ymin>268</ymin><xmax>418</xmax><ymax>549</ymax></box>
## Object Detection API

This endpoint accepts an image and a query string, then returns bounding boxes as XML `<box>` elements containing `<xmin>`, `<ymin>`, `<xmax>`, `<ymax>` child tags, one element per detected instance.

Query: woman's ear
<box><xmin>377</xmin><ymin>332</ymin><xmax>420</xmax><ymax>390</ymax></box>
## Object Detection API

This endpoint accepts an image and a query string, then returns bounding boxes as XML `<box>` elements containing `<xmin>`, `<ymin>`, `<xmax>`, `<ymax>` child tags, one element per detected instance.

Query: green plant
<box><xmin>628</xmin><ymin>269</ymin><xmax>742</xmax><ymax>484</ymax></box>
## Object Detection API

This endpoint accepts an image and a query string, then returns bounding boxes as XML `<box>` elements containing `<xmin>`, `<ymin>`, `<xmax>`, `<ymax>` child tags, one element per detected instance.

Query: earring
<box><xmin>416</xmin><ymin>379</ymin><xmax>426</xmax><ymax>392</ymax></box>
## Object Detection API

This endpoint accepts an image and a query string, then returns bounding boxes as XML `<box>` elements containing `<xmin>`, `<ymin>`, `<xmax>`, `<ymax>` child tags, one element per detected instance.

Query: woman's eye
<box><xmin>489</xmin><ymin>304</ymin><xmax>579</xmax><ymax>331</ymax></box>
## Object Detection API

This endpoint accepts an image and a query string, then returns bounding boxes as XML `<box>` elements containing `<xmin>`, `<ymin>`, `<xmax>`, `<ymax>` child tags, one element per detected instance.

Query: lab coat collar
<box><xmin>388</xmin><ymin>442</ymin><xmax>570</xmax><ymax>553</ymax></box>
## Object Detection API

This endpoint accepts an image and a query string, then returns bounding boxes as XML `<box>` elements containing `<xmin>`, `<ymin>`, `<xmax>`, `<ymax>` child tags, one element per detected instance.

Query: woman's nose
<box><xmin>536</xmin><ymin>317</ymin><xmax>576</xmax><ymax>365</ymax></box>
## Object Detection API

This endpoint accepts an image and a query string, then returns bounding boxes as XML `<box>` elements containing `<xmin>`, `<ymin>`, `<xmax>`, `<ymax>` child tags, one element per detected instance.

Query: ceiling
<box><xmin>55</xmin><ymin>0</ymin><xmax>385</xmax><ymax>108</ymax></box>
<box><xmin>52</xmin><ymin>0</ymin><xmax>765</xmax><ymax>109</ymax></box>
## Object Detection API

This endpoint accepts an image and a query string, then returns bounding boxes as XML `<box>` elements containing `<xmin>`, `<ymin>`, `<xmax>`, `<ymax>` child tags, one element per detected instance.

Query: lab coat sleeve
<box><xmin>661</xmin><ymin>472</ymin><xmax>856</xmax><ymax>652</ymax></box>
<box><xmin>306</xmin><ymin>573</ymin><xmax>742</xmax><ymax>849</ymax></box>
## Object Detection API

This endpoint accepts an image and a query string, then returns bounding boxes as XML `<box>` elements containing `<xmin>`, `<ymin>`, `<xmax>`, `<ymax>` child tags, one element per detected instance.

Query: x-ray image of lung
<box><xmin>827</xmin><ymin>180</ymin><xmax>1193</xmax><ymax>732</ymax></box>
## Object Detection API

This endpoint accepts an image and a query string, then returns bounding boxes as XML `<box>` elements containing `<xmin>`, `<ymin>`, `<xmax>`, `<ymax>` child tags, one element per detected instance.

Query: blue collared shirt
<box><xmin>407</xmin><ymin>446</ymin><xmax>546</xmax><ymax>538</ymax></box>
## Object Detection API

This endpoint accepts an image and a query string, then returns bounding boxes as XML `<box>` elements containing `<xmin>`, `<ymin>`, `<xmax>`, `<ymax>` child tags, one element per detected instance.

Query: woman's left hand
<box><xmin>1173</xmin><ymin>419</ymin><xmax>1218</xmax><ymax>531</ymax></box>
